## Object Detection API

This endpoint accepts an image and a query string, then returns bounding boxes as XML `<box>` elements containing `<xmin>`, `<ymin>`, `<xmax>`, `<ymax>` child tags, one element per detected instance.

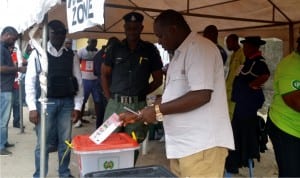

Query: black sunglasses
<box><xmin>51</xmin><ymin>29</ymin><xmax>67</xmax><ymax>35</ymax></box>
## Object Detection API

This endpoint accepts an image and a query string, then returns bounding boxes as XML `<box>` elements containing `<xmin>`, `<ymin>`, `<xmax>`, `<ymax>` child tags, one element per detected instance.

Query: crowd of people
<box><xmin>0</xmin><ymin>9</ymin><xmax>299</xmax><ymax>178</ymax></box>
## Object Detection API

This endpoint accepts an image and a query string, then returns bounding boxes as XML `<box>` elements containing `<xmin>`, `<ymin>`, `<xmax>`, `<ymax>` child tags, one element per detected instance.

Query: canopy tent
<box><xmin>50</xmin><ymin>0</ymin><xmax>300</xmax><ymax>55</ymax></box>
<box><xmin>1</xmin><ymin>0</ymin><xmax>300</xmax><ymax>55</ymax></box>
<box><xmin>1</xmin><ymin>1</ymin><xmax>298</xmax><ymax>176</ymax></box>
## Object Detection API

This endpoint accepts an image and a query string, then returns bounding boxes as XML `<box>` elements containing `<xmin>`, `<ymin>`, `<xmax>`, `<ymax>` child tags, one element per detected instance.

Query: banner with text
<box><xmin>66</xmin><ymin>0</ymin><xmax>104</xmax><ymax>33</ymax></box>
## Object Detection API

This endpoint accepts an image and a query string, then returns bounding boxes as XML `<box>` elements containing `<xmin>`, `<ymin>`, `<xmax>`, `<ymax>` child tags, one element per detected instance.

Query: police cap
<box><xmin>123</xmin><ymin>12</ymin><xmax>144</xmax><ymax>23</ymax></box>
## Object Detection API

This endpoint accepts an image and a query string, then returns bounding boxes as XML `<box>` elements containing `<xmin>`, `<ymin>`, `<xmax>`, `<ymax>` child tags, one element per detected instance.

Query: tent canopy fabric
<box><xmin>51</xmin><ymin>0</ymin><xmax>300</xmax><ymax>54</ymax></box>
<box><xmin>0</xmin><ymin>0</ymin><xmax>61</xmax><ymax>33</ymax></box>
<box><xmin>2</xmin><ymin>0</ymin><xmax>300</xmax><ymax>54</ymax></box>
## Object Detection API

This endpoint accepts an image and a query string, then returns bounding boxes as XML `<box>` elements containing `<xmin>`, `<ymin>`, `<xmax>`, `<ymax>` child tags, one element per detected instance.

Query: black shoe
<box><xmin>0</xmin><ymin>148</ymin><xmax>12</xmax><ymax>156</ymax></box>
<box><xmin>13</xmin><ymin>125</ymin><xmax>25</xmax><ymax>129</ymax></box>
<box><xmin>226</xmin><ymin>167</ymin><xmax>239</xmax><ymax>174</ymax></box>
<box><xmin>5</xmin><ymin>142</ymin><xmax>15</xmax><ymax>148</ymax></box>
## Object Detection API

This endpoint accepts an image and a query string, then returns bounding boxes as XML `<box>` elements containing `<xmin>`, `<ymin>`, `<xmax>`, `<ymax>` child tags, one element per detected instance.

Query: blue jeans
<box><xmin>12</xmin><ymin>88</ymin><xmax>20</xmax><ymax>127</ymax></box>
<box><xmin>33</xmin><ymin>97</ymin><xmax>74</xmax><ymax>178</ymax></box>
<box><xmin>0</xmin><ymin>92</ymin><xmax>13</xmax><ymax>149</ymax></box>
<box><xmin>82</xmin><ymin>79</ymin><xmax>101</xmax><ymax>103</ymax></box>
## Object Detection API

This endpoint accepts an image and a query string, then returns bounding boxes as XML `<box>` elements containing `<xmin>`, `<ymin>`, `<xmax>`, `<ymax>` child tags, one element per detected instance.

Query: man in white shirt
<box><xmin>120</xmin><ymin>10</ymin><xmax>234</xmax><ymax>177</ymax></box>
<box><xmin>75</xmin><ymin>38</ymin><xmax>99</xmax><ymax>128</ymax></box>
<box><xmin>25</xmin><ymin>20</ymin><xmax>83</xmax><ymax>178</ymax></box>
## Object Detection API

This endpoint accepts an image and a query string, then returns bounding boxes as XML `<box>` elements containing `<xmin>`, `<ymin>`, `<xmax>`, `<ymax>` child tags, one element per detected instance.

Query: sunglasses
<box><xmin>50</xmin><ymin>29</ymin><xmax>67</xmax><ymax>35</ymax></box>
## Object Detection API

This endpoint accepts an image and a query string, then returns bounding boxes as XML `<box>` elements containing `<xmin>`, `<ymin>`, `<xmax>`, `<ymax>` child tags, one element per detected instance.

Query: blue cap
<box><xmin>123</xmin><ymin>12</ymin><xmax>144</xmax><ymax>23</ymax></box>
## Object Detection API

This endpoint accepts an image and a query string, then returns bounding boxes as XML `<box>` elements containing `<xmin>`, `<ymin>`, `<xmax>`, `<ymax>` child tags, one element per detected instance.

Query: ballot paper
<box><xmin>89</xmin><ymin>113</ymin><xmax>122</xmax><ymax>144</ymax></box>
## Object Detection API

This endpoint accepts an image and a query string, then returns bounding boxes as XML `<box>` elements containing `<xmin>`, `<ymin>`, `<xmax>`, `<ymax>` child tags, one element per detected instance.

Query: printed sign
<box><xmin>66</xmin><ymin>0</ymin><xmax>104</xmax><ymax>33</ymax></box>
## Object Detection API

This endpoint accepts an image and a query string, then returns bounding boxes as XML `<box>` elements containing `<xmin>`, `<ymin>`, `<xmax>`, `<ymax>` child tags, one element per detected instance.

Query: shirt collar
<box><xmin>122</xmin><ymin>39</ymin><xmax>145</xmax><ymax>50</ymax></box>
<box><xmin>173</xmin><ymin>31</ymin><xmax>194</xmax><ymax>60</ymax></box>
<box><xmin>47</xmin><ymin>41</ymin><xmax>68</xmax><ymax>56</ymax></box>
<box><xmin>248</xmin><ymin>51</ymin><xmax>262</xmax><ymax>59</ymax></box>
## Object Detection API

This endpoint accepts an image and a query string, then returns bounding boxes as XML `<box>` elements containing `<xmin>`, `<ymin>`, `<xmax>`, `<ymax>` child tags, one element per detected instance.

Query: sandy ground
<box><xmin>0</xmin><ymin>107</ymin><xmax>278</xmax><ymax>178</ymax></box>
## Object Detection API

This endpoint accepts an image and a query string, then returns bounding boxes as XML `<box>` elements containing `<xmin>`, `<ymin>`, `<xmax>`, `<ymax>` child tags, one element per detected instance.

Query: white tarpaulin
<box><xmin>0</xmin><ymin>0</ymin><xmax>61</xmax><ymax>33</ymax></box>
<box><xmin>66</xmin><ymin>0</ymin><xmax>104</xmax><ymax>33</ymax></box>
<box><xmin>1</xmin><ymin>0</ymin><xmax>300</xmax><ymax>55</ymax></box>
<box><xmin>0</xmin><ymin>0</ymin><xmax>105</xmax><ymax>34</ymax></box>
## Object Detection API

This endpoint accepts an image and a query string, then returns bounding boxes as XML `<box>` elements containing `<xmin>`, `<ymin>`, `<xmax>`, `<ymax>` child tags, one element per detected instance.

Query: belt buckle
<box><xmin>120</xmin><ymin>96</ymin><xmax>129</xmax><ymax>104</ymax></box>
<box><xmin>128</xmin><ymin>96</ymin><xmax>133</xmax><ymax>104</ymax></box>
<box><xmin>119</xmin><ymin>95</ymin><xmax>136</xmax><ymax>104</ymax></box>
<box><xmin>120</xmin><ymin>96</ymin><xmax>125</xmax><ymax>104</ymax></box>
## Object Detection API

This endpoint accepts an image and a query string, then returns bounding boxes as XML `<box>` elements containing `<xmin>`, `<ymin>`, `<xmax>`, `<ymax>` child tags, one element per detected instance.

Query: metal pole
<box><xmin>40</xmin><ymin>14</ymin><xmax>48</xmax><ymax>178</ymax></box>
<box><xmin>18</xmin><ymin>65</ymin><xmax>24</xmax><ymax>133</ymax></box>
<box><xmin>18</xmin><ymin>37</ymin><xmax>24</xmax><ymax>133</ymax></box>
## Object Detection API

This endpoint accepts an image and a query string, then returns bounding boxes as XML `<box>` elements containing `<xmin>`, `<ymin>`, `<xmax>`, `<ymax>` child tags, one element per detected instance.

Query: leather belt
<box><xmin>112</xmin><ymin>94</ymin><xmax>145</xmax><ymax>104</ymax></box>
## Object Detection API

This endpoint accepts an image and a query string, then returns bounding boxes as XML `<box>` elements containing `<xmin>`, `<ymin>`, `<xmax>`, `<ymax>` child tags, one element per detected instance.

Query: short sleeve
<box><xmin>103</xmin><ymin>45</ymin><xmax>115</xmax><ymax>67</ymax></box>
<box><xmin>275</xmin><ymin>61</ymin><xmax>297</xmax><ymax>95</ymax></box>
<box><xmin>253</xmin><ymin>59</ymin><xmax>270</xmax><ymax>76</ymax></box>
<box><xmin>148</xmin><ymin>44</ymin><xmax>163</xmax><ymax>72</ymax></box>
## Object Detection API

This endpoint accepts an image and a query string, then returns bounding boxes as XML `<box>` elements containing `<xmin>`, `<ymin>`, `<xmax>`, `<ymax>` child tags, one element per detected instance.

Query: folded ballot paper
<box><xmin>89</xmin><ymin>113</ymin><xmax>122</xmax><ymax>144</ymax></box>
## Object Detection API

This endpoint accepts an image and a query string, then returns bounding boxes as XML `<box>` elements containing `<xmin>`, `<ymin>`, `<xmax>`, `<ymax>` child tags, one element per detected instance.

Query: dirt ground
<box><xmin>0</xmin><ymin>107</ymin><xmax>278</xmax><ymax>177</ymax></box>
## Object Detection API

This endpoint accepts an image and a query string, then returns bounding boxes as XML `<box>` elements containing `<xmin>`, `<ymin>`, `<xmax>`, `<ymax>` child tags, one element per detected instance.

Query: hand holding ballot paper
<box><xmin>119</xmin><ymin>107</ymin><xmax>143</xmax><ymax>126</ymax></box>
<box><xmin>89</xmin><ymin>107</ymin><xmax>144</xmax><ymax>144</ymax></box>
<box><xmin>120</xmin><ymin>106</ymin><xmax>160</xmax><ymax>125</ymax></box>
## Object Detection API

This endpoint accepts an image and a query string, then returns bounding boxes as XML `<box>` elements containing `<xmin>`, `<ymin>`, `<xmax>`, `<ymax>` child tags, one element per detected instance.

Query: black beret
<box><xmin>123</xmin><ymin>12</ymin><xmax>144</xmax><ymax>23</ymax></box>
<box><xmin>241</xmin><ymin>36</ymin><xmax>266</xmax><ymax>46</ymax></box>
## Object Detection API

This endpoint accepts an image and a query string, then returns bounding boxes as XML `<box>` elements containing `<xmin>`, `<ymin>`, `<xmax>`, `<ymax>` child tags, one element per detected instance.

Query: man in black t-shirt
<box><xmin>101</xmin><ymin>12</ymin><xmax>163</xmax><ymax>145</ymax></box>
<box><xmin>0</xmin><ymin>26</ymin><xmax>26</xmax><ymax>156</ymax></box>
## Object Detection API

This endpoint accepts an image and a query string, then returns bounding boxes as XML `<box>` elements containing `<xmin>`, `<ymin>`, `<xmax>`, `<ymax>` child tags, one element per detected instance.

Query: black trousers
<box><xmin>267</xmin><ymin>118</ymin><xmax>300</xmax><ymax>177</ymax></box>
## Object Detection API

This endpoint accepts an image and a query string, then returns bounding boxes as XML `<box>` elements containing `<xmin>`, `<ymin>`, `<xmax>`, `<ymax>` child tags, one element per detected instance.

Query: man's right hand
<box><xmin>29</xmin><ymin>110</ymin><xmax>39</xmax><ymax>125</ymax></box>
<box><xmin>119</xmin><ymin>112</ymin><xmax>140</xmax><ymax>126</ymax></box>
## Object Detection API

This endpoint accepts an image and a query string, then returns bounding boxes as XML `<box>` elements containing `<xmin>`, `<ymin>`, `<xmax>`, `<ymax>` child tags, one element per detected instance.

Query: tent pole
<box><xmin>40</xmin><ymin>14</ymin><xmax>48</xmax><ymax>178</ymax></box>
<box><xmin>18</xmin><ymin>36</ymin><xmax>25</xmax><ymax>133</ymax></box>
<box><xmin>288</xmin><ymin>23</ymin><xmax>294</xmax><ymax>53</ymax></box>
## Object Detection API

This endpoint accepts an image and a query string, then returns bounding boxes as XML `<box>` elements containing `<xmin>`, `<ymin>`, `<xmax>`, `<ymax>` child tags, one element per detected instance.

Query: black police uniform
<box><xmin>106</xmin><ymin>39</ymin><xmax>162</xmax><ymax>98</ymax></box>
<box><xmin>103</xmin><ymin>39</ymin><xmax>162</xmax><ymax>143</ymax></box>
<box><xmin>226</xmin><ymin>54</ymin><xmax>270</xmax><ymax>173</ymax></box>
<box><xmin>103</xmin><ymin>11</ymin><xmax>162</xmax><ymax>148</ymax></box>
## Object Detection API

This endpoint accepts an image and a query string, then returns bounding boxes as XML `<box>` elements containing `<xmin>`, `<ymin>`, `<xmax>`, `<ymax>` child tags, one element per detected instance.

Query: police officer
<box><xmin>101</xmin><ymin>12</ymin><xmax>163</xmax><ymax>145</ymax></box>
<box><xmin>226</xmin><ymin>36</ymin><xmax>270</xmax><ymax>174</ymax></box>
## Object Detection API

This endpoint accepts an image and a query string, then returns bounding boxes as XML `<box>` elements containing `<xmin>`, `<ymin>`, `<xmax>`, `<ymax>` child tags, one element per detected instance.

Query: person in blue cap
<box><xmin>101</xmin><ymin>11</ymin><xmax>163</xmax><ymax>162</ymax></box>
<box><xmin>123</xmin><ymin>12</ymin><xmax>144</xmax><ymax>23</ymax></box>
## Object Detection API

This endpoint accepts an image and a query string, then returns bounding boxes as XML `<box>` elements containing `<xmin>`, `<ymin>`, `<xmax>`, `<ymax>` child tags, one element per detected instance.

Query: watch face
<box><xmin>156</xmin><ymin>115</ymin><xmax>163</xmax><ymax>122</ymax></box>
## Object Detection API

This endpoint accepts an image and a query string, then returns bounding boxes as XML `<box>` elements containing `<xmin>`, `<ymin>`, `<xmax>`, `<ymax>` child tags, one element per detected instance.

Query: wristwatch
<box><xmin>155</xmin><ymin>105</ymin><xmax>164</xmax><ymax>122</ymax></box>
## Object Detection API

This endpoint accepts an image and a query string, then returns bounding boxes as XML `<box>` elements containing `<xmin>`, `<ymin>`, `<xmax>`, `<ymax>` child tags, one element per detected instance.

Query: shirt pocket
<box><xmin>166</xmin><ymin>70</ymin><xmax>189</xmax><ymax>95</ymax></box>
<box><xmin>169</xmin><ymin>69</ymin><xmax>187</xmax><ymax>81</ymax></box>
